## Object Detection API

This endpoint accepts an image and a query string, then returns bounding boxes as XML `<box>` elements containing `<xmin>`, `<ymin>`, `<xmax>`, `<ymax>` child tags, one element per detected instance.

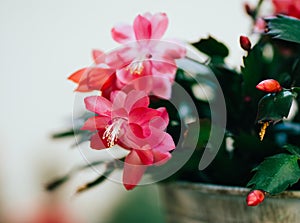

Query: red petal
<box><xmin>136</xmin><ymin>148</ymin><xmax>154</xmax><ymax>165</ymax></box>
<box><xmin>125</xmin><ymin>90</ymin><xmax>149</xmax><ymax>111</ymax></box>
<box><xmin>123</xmin><ymin>150</ymin><xmax>147</xmax><ymax>190</ymax></box>
<box><xmin>153</xmin><ymin>150</ymin><xmax>171</xmax><ymax>166</ymax></box>
<box><xmin>90</xmin><ymin>132</ymin><xmax>109</xmax><ymax>150</ymax></box>
<box><xmin>84</xmin><ymin>96</ymin><xmax>112</xmax><ymax>116</ymax></box>
<box><xmin>133</xmin><ymin>15</ymin><xmax>152</xmax><ymax>40</ymax></box>
<box><xmin>87</xmin><ymin>67</ymin><xmax>115</xmax><ymax>90</ymax></box>
<box><xmin>68</xmin><ymin>68</ymin><xmax>87</xmax><ymax>83</ymax></box>
<box><xmin>68</xmin><ymin>68</ymin><xmax>93</xmax><ymax>92</ymax></box>
<box><xmin>81</xmin><ymin>116</ymin><xmax>110</xmax><ymax>131</ymax></box>
<box><xmin>129</xmin><ymin>107</ymin><xmax>161</xmax><ymax>125</ymax></box>
<box><xmin>246</xmin><ymin>190</ymin><xmax>265</xmax><ymax>206</ymax></box>
<box><xmin>129</xmin><ymin>123</ymin><xmax>151</xmax><ymax>138</ymax></box>
<box><xmin>256</xmin><ymin>79</ymin><xmax>282</xmax><ymax>93</ymax></box>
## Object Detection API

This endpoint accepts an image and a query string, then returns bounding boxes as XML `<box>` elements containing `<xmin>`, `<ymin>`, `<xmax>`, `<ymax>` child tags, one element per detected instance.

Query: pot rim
<box><xmin>163</xmin><ymin>181</ymin><xmax>300</xmax><ymax>198</ymax></box>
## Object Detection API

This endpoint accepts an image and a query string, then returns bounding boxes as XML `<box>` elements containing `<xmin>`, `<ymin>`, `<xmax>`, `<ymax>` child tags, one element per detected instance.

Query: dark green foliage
<box><xmin>192</xmin><ymin>36</ymin><xmax>229</xmax><ymax>64</ymax></box>
<box><xmin>256</xmin><ymin>90</ymin><xmax>294</xmax><ymax>123</ymax></box>
<box><xmin>266</xmin><ymin>15</ymin><xmax>300</xmax><ymax>44</ymax></box>
<box><xmin>247</xmin><ymin>153</ymin><xmax>300</xmax><ymax>194</ymax></box>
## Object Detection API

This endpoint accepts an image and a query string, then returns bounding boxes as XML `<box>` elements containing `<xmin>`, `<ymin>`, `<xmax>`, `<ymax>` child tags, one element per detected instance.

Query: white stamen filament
<box><xmin>102</xmin><ymin>118</ymin><xmax>124</xmax><ymax>147</ymax></box>
<box><xmin>128</xmin><ymin>60</ymin><xmax>144</xmax><ymax>75</ymax></box>
<box><xmin>127</xmin><ymin>53</ymin><xmax>153</xmax><ymax>75</ymax></box>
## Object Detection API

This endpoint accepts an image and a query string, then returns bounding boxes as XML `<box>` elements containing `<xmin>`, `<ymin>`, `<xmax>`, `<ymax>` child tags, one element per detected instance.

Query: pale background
<box><xmin>0</xmin><ymin>0</ymin><xmax>259</xmax><ymax>222</ymax></box>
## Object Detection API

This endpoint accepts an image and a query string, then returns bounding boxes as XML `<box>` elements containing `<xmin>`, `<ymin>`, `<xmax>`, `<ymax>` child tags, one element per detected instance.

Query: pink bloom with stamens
<box><xmin>81</xmin><ymin>90</ymin><xmax>175</xmax><ymax>189</ymax></box>
<box><xmin>109</xmin><ymin>12</ymin><xmax>186</xmax><ymax>99</ymax></box>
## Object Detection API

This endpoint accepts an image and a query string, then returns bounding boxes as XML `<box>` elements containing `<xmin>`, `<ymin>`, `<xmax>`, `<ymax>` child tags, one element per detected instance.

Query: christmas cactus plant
<box><xmin>50</xmin><ymin>0</ymin><xmax>300</xmax><ymax>206</ymax></box>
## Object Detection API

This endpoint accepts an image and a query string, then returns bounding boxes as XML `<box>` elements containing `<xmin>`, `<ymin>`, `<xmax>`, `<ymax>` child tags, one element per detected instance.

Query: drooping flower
<box><xmin>246</xmin><ymin>190</ymin><xmax>266</xmax><ymax>206</ymax></box>
<box><xmin>123</xmin><ymin>136</ymin><xmax>174</xmax><ymax>190</ymax></box>
<box><xmin>81</xmin><ymin>89</ymin><xmax>175</xmax><ymax>189</ymax></box>
<box><xmin>256</xmin><ymin>79</ymin><xmax>282</xmax><ymax>93</ymax></box>
<box><xmin>108</xmin><ymin>12</ymin><xmax>186</xmax><ymax>99</ymax></box>
<box><xmin>272</xmin><ymin>0</ymin><xmax>300</xmax><ymax>19</ymax></box>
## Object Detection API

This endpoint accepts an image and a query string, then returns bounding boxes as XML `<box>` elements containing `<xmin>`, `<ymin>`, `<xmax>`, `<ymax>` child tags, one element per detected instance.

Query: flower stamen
<box><xmin>127</xmin><ymin>60</ymin><xmax>144</xmax><ymax>75</ymax></box>
<box><xmin>259</xmin><ymin>122</ymin><xmax>269</xmax><ymax>141</ymax></box>
<box><xmin>102</xmin><ymin>118</ymin><xmax>124</xmax><ymax>147</ymax></box>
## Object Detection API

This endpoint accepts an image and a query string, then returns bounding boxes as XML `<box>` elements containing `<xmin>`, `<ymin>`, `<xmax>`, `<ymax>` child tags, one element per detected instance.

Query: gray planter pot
<box><xmin>160</xmin><ymin>182</ymin><xmax>300</xmax><ymax>223</ymax></box>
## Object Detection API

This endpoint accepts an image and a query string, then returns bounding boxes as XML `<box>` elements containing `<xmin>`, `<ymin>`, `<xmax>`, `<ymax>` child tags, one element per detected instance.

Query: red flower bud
<box><xmin>240</xmin><ymin>35</ymin><xmax>252</xmax><ymax>51</ymax></box>
<box><xmin>246</xmin><ymin>190</ymin><xmax>265</xmax><ymax>206</ymax></box>
<box><xmin>244</xmin><ymin>3</ymin><xmax>254</xmax><ymax>16</ymax></box>
<box><xmin>256</xmin><ymin>79</ymin><xmax>282</xmax><ymax>93</ymax></box>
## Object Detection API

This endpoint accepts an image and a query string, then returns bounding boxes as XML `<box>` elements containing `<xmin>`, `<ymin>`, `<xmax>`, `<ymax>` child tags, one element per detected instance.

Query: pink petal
<box><xmin>84</xmin><ymin>96</ymin><xmax>112</xmax><ymax>116</ymax></box>
<box><xmin>152</xmin><ymin>132</ymin><xmax>175</xmax><ymax>152</ymax></box>
<box><xmin>116</xmin><ymin>68</ymin><xmax>135</xmax><ymax>85</ymax></box>
<box><xmin>129</xmin><ymin>107</ymin><xmax>161</xmax><ymax>127</ymax></box>
<box><xmin>163</xmin><ymin>43</ymin><xmax>186</xmax><ymax>59</ymax></box>
<box><xmin>153</xmin><ymin>150</ymin><xmax>172</xmax><ymax>166</ymax></box>
<box><xmin>110</xmin><ymin>90</ymin><xmax>127</xmax><ymax>110</ymax></box>
<box><xmin>133</xmin><ymin>15</ymin><xmax>152</xmax><ymax>40</ymax></box>
<box><xmin>81</xmin><ymin>116</ymin><xmax>110</xmax><ymax>131</ymax></box>
<box><xmin>149</xmin><ymin>13</ymin><xmax>168</xmax><ymax>39</ymax></box>
<box><xmin>129</xmin><ymin>108</ymin><xmax>163</xmax><ymax>139</ymax></box>
<box><xmin>123</xmin><ymin>150</ymin><xmax>147</xmax><ymax>190</ymax></box>
<box><xmin>92</xmin><ymin>49</ymin><xmax>105</xmax><ymax>64</ymax></box>
<box><xmin>110</xmin><ymin>91</ymin><xmax>135</xmax><ymax>119</ymax></box>
<box><xmin>152</xmin><ymin>61</ymin><xmax>177</xmax><ymax>76</ymax></box>
<box><xmin>111</xmin><ymin>24</ymin><xmax>135</xmax><ymax>44</ymax></box>
<box><xmin>90</xmin><ymin>132</ymin><xmax>109</xmax><ymax>150</ymax></box>
<box><xmin>149</xmin><ymin>107</ymin><xmax>169</xmax><ymax>130</ymax></box>
<box><xmin>105</xmin><ymin>46</ymin><xmax>136</xmax><ymax>69</ymax></box>
<box><xmin>125</xmin><ymin>90</ymin><xmax>149</xmax><ymax>111</ymax></box>
<box><xmin>129</xmin><ymin>123</ymin><xmax>151</xmax><ymax>138</ymax></box>
<box><xmin>151</xmin><ymin>76</ymin><xmax>173</xmax><ymax>99</ymax></box>
<box><xmin>135</xmin><ymin>148</ymin><xmax>154</xmax><ymax>165</ymax></box>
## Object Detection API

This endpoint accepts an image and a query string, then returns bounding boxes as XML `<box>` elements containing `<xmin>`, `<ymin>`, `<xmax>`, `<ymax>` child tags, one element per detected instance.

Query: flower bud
<box><xmin>246</xmin><ymin>190</ymin><xmax>265</xmax><ymax>206</ymax></box>
<box><xmin>244</xmin><ymin>3</ymin><xmax>254</xmax><ymax>17</ymax></box>
<box><xmin>240</xmin><ymin>35</ymin><xmax>252</xmax><ymax>51</ymax></box>
<box><xmin>256</xmin><ymin>79</ymin><xmax>282</xmax><ymax>93</ymax></box>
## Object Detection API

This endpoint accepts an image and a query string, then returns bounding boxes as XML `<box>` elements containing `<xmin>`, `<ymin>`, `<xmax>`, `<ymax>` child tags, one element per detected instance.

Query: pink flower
<box><xmin>272</xmin><ymin>0</ymin><xmax>300</xmax><ymax>19</ymax></box>
<box><xmin>108</xmin><ymin>12</ymin><xmax>186</xmax><ymax>99</ymax></box>
<box><xmin>81</xmin><ymin>90</ymin><xmax>175</xmax><ymax>189</ymax></box>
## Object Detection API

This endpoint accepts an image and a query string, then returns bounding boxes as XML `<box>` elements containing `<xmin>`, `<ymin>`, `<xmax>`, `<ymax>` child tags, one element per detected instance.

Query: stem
<box><xmin>253</xmin><ymin>0</ymin><xmax>264</xmax><ymax>20</ymax></box>
<box><xmin>184</xmin><ymin>55</ymin><xmax>207</xmax><ymax>65</ymax></box>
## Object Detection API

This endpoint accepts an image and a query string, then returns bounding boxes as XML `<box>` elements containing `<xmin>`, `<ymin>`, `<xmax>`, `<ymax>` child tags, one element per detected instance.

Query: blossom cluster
<box><xmin>69</xmin><ymin>13</ymin><xmax>186</xmax><ymax>190</ymax></box>
<box><xmin>63</xmin><ymin>0</ymin><xmax>300</xmax><ymax>207</ymax></box>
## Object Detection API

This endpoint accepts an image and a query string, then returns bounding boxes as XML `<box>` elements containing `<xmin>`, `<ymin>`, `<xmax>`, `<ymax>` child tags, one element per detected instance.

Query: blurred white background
<box><xmin>0</xmin><ymin>0</ymin><xmax>257</xmax><ymax>222</ymax></box>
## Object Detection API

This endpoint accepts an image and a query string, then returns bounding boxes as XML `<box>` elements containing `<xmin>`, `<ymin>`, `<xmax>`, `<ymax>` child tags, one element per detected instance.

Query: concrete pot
<box><xmin>160</xmin><ymin>182</ymin><xmax>300</xmax><ymax>223</ymax></box>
